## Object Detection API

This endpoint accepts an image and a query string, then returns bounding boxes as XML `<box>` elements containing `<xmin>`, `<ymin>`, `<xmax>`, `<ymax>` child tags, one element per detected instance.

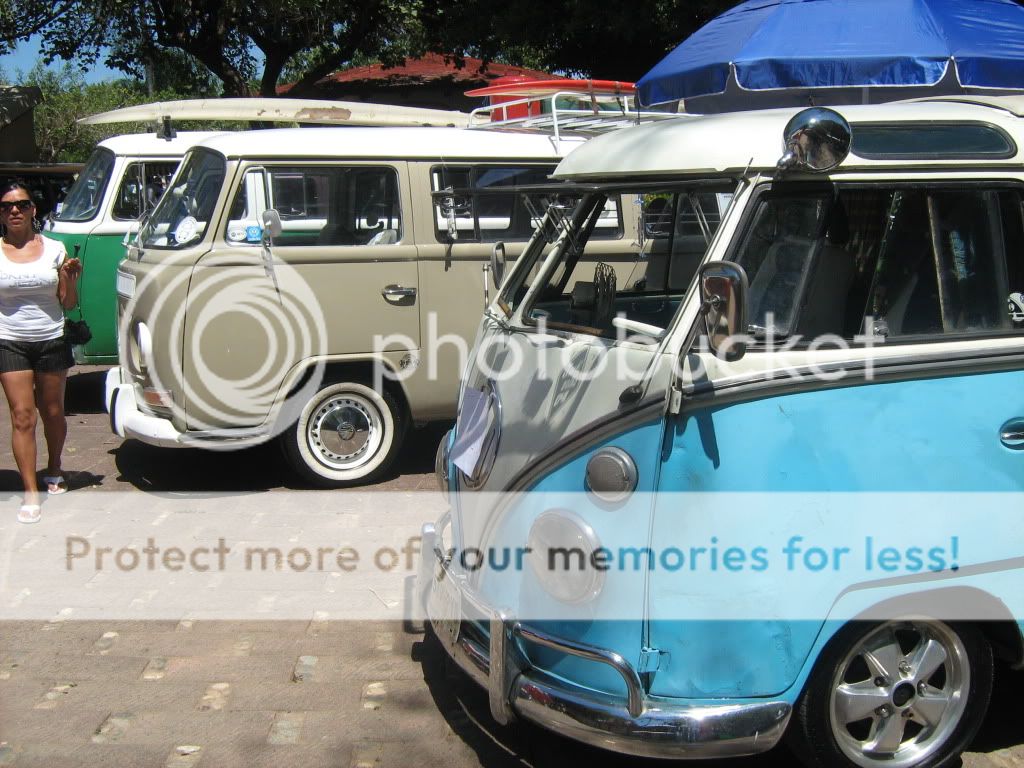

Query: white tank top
<box><xmin>0</xmin><ymin>236</ymin><xmax>67</xmax><ymax>342</ymax></box>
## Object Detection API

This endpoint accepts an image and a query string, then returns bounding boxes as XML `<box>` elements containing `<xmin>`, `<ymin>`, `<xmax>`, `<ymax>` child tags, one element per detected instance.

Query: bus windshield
<box><xmin>54</xmin><ymin>148</ymin><xmax>115</xmax><ymax>222</ymax></box>
<box><xmin>140</xmin><ymin>149</ymin><xmax>225</xmax><ymax>250</ymax></box>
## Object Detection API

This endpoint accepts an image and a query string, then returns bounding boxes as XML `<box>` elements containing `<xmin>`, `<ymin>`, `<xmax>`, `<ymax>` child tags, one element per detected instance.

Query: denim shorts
<box><xmin>0</xmin><ymin>336</ymin><xmax>74</xmax><ymax>374</ymax></box>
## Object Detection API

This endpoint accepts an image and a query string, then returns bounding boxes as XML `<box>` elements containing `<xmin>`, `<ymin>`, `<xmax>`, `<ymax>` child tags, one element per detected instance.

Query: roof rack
<box><xmin>469</xmin><ymin>90</ymin><xmax>683</xmax><ymax>142</ymax></box>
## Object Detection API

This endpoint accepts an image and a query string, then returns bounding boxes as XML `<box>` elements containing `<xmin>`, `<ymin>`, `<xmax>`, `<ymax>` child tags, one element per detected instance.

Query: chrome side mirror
<box><xmin>777</xmin><ymin>107</ymin><xmax>852</xmax><ymax>173</ymax></box>
<box><xmin>490</xmin><ymin>241</ymin><xmax>506</xmax><ymax>287</ymax></box>
<box><xmin>261</xmin><ymin>208</ymin><xmax>283</xmax><ymax>241</ymax></box>
<box><xmin>699</xmin><ymin>261</ymin><xmax>748</xmax><ymax>362</ymax></box>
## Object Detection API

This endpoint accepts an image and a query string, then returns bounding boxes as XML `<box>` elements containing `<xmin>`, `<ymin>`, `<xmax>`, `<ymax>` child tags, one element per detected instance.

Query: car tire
<box><xmin>789</xmin><ymin>619</ymin><xmax>992</xmax><ymax>768</ymax></box>
<box><xmin>281</xmin><ymin>381</ymin><xmax>405</xmax><ymax>487</ymax></box>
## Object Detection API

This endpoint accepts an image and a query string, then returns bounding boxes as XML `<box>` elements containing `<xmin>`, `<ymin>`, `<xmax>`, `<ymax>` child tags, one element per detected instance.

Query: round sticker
<box><xmin>174</xmin><ymin>216</ymin><xmax>199</xmax><ymax>244</ymax></box>
<box><xmin>227</xmin><ymin>227</ymin><xmax>246</xmax><ymax>242</ymax></box>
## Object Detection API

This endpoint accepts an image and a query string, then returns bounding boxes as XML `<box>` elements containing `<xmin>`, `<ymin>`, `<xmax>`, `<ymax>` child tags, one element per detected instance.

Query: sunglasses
<box><xmin>0</xmin><ymin>200</ymin><xmax>33</xmax><ymax>213</ymax></box>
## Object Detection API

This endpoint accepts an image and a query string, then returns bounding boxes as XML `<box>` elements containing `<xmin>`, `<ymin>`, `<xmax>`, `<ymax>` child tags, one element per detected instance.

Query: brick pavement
<box><xmin>0</xmin><ymin>367</ymin><xmax>1021</xmax><ymax>767</ymax></box>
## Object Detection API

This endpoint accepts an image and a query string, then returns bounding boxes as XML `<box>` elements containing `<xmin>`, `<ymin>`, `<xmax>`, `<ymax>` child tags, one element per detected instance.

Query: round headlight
<box><xmin>527</xmin><ymin>510</ymin><xmax>604</xmax><ymax>604</ymax></box>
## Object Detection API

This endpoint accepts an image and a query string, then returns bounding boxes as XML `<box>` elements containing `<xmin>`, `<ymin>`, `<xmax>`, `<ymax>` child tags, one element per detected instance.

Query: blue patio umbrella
<box><xmin>638</xmin><ymin>0</ymin><xmax>1024</xmax><ymax>111</ymax></box>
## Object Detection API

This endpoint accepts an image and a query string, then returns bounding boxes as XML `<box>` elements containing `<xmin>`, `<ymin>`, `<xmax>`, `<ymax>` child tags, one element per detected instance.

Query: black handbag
<box><xmin>65</xmin><ymin>315</ymin><xmax>92</xmax><ymax>346</ymax></box>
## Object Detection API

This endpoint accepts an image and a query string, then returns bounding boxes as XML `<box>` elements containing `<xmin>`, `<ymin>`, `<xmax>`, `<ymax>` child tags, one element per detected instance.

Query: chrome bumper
<box><xmin>105</xmin><ymin>366</ymin><xmax>182</xmax><ymax>447</ymax></box>
<box><xmin>105</xmin><ymin>366</ymin><xmax>270</xmax><ymax>449</ymax></box>
<box><xmin>418</xmin><ymin>523</ymin><xmax>792</xmax><ymax>760</ymax></box>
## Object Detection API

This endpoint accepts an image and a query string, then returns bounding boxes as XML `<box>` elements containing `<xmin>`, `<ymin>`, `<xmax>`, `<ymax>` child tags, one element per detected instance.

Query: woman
<box><xmin>0</xmin><ymin>182</ymin><xmax>82</xmax><ymax>523</ymax></box>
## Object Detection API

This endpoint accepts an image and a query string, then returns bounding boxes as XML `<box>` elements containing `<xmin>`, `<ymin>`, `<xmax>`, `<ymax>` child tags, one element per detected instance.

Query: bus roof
<box><xmin>194</xmin><ymin>126</ymin><xmax>578</xmax><ymax>161</ymax></box>
<box><xmin>553</xmin><ymin>96</ymin><xmax>1024</xmax><ymax>181</ymax></box>
<box><xmin>96</xmin><ymin>131</ymin><xmax>229</xmax><ymax>157</ymax></box>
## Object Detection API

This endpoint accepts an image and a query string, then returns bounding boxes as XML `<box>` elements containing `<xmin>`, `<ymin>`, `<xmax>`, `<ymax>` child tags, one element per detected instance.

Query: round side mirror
<box><xmin>778</xmin><ymin>107</ymin><xmax>852</xmax><ymax>173</ymax></box>
<box><xmin>490</xmin><ymin>241</ymin><xmax>506</xmax><ymax>287</ymax></box>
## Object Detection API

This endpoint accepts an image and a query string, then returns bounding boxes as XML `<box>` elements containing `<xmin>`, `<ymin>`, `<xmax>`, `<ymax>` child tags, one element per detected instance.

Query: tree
<box><xmin>26</xmin><ymin>0</ymin><xmax>431</xmax><ymax>98</ymax></box>
<box><xmin>5</xmin><ymin>61</ymin><xmax>225</xmax><ymax>162</ymax></box>
<box><xmin>422</xmin><ymin>0</ymin><xmax>738</xmax><ymax>82</ymax></box>
<box><xmin>11</xmin><ymin>0</ymin><xmax>740</xmax><ymax>100</ymax></box>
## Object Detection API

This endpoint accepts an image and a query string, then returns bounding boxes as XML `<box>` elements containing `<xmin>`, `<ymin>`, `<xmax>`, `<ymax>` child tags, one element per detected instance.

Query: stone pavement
<box><xmin>0</xmin><ymin>367</ymin><xmax>1021</xmax><ymax>767</ymax></box>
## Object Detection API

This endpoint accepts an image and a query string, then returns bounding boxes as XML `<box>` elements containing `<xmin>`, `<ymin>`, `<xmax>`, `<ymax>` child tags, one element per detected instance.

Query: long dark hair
<box><xmin>0</xmin><ymin>180</ymin><xmax>35</xmax><ymax>204</ymax></box>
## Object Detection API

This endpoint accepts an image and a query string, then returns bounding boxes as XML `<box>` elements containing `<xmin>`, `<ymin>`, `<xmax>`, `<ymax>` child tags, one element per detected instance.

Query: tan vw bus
<box><xmin>105</xmin><ymin>125</ymin><xmax>632</xmax><ymax>485</ymax></box>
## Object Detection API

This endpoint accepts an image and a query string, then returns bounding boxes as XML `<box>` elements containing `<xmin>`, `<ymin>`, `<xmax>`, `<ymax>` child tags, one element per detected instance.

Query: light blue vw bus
<box><xmin>421</xmin><ymin>97</ymin><xmax>1024</xmax><ymax>768</ymax></box>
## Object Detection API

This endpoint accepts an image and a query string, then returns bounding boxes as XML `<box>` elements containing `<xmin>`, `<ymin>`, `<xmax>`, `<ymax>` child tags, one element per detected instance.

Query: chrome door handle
<box><xmin>382</xmin><ymin>285</ymin><xmax>417</xmax><ymax>299</ymax></box>
<box><xmin>1000</xmin><ymin>418</ymin><xmax>1024</xmax><ymax>448</ymax></box>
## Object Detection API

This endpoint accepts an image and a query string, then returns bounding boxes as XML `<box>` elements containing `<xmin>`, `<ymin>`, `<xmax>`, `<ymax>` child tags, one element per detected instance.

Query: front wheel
<box><xmin>281</xmin><ymin>381</ymin><xmax>405</xmax><ymax>487</ymax></box>
<box><xmin>790</xmin><ymin>619</ymin><xmax>992</xmax><ymax>768</ymax></box>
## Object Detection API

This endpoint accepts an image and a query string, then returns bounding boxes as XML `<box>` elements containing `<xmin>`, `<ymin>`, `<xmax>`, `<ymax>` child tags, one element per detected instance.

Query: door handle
<box><xmin>1000</xmin><ymin>418</ymin><xmax>1024</xmax><ymax>449</ymax></box>
<box><xmin>382</xmin><ymin>285</ymin><xmax>417</xmax><ymax>299</ymax></box>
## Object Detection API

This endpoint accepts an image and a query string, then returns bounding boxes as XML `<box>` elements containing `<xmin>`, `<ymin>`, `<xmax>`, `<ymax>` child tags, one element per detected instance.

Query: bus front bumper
<box><xmin>417</xmin><ymin>521</ymin><xmax>792</xmax><ymax>761</ymax></box>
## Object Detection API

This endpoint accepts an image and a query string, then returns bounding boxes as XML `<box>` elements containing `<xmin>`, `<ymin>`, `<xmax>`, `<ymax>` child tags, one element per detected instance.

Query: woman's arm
<box><xmin>58</xmin><ymin>256</ymin><xmax>82</xmax><ymax>310</ymax></box>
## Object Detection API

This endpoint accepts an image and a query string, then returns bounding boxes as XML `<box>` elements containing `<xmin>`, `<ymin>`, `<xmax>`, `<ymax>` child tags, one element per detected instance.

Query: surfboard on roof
<box><xmin>78</xmin><ymin>97</ymin><xmax>471</xmax><ymax>128</ymax></box>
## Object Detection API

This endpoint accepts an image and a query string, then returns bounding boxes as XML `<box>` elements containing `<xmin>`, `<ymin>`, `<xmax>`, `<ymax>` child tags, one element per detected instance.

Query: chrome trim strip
<box><xmin>179</xmin><ymin>426</ymin><xmax>271</xmax><ymax>443</ymax></box>
<box><xmin>683</xmin><ymin>348</ymin><xmax>1024</xmax><ymax>409</ymax></box>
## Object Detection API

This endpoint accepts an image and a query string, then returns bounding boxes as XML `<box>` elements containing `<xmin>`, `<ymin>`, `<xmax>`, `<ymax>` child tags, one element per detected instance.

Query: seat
<box><xmin>747</xmin><ymin>235</ymin><xmax>817</xmax><ymax>336</ymax></box>
<box><xmin>367</xmin><ymin>228</ymin><xmax>398</xmax><ymax>245</ymax></box>
<box><xmin>316</xmin><ymin>223</ymin><xmax>357</xmax><ymax>246</ymax></box>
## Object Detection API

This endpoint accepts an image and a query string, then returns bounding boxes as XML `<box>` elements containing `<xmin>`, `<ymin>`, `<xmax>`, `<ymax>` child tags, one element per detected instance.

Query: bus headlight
<box><xmin>527</xmin><ymin>510</ymin><xmax>604</xmax><ymax>604</ymax></box>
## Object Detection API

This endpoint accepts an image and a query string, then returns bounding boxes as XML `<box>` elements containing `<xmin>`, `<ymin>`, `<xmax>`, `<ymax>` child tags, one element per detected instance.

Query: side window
<box><xmin>869</xmin><ymin>190</ymin><xmax>1019</xmax><ymax>337</ymax></box>
<box><xmin>733</xmin><ymin>185</ymin><xmax>1024</xmax><ymax>342</ymax></box>
<box><xmin>112</xmin><ymin>162</ymin><xmax>178</xmax><ymax>221</ymax></box>
<box><xmin>432</xmin><ymin>165</ymin><xmax>574</xmax><ymax>243</ymax></box>
<box><xmin>225</xmin><ymin>166</ymin><xmax>402</xmax><ymax>247</ymax></box>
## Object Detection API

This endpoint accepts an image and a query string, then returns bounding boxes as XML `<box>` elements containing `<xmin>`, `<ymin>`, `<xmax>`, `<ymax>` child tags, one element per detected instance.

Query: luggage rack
<box><xmin>469</xmin><ymin>91</ymin><xmax>683</xmax><ymax>142</ymax></box>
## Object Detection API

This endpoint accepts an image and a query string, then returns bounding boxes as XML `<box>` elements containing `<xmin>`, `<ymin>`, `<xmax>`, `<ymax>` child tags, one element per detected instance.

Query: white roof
<box><xmin>554</xmin><ymin>97</ymin><xmax>1024</xmax><ymax>180</ymax></box>
<box><xmin>195</xmin><ymin>126</ymin><xmax>573</xmax><ymax>161</ymax></box>
<box><xmin>97</xmin><ymin>131</ymin><xmax>228</xmax><ymax>158</ymax></box>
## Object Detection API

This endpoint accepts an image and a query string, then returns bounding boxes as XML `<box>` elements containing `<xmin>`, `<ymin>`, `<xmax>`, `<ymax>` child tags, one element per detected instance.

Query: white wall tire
<box><xmin>282</xmin><ymin>381</ymin><xmax>405</xmax><ymax>487</ymax></box>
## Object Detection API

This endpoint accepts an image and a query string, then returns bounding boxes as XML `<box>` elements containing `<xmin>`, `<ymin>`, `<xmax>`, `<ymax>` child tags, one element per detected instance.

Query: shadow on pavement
<box><xmin>969</xmin><ymin>662</ymin><xmax>1024</xmax><ymax>754</ymax></box>
<box><xmin>111</xmin><ymin>421</ymin><xmax>452</xmax><ymax>493</ymax></box>
<box><xmin>0</xmin><ymin>468</ymin><xmax>103</xmax><ymax>495</ymax></box>
<box><xmin>65</xmin><ymin>368</ymin><xmax>108</xmax><ymax>415</ymax></box>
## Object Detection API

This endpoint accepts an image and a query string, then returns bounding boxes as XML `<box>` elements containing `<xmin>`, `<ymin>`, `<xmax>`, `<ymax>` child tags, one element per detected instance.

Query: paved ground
<box><xmin>0</xmin><ymin>366</ymin><xmax>1021</xmax><ymax>767</ymax></box>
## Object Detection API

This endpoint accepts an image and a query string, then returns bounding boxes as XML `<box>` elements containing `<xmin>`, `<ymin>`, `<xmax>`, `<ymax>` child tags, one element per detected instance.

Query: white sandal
<box><xmin>43</xmin><ymin>475</ymin><xmax>67</xmax><ymax>495</ymax></box>
<box><xmin>17</xmin><ymin>504</ymin><xmax>41</xmax><ymax>524</ymax></box>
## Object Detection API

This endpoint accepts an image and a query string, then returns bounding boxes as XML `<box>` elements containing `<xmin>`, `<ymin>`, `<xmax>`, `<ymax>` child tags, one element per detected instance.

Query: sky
<box><xmin>0</xmin><ymin>35</ymin><xmax>121</xmax><ymax>84</ymax></box>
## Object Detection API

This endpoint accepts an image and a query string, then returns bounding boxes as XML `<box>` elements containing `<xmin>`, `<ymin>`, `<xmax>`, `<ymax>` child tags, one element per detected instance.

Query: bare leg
<box><xmin>1</xmin><ymin>369</ymin><xmax>39</xmax><ymax>501</ymax></box>
<box><xmin>35</xmin><ymin>370</ymin><xmax>68</xmax><ymax>482</ymax></box>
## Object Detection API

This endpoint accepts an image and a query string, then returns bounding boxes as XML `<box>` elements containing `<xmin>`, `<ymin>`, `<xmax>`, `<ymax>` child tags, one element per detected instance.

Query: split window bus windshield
<box><xmin>504</xmin><ymin>184</ymin><xmax>734</xmax><ymax>339</ymax></box>
<box><xmin>54</xmin><ymin>147</ymin><xmax>115</xmax><ymax>222</ymax></box>
<box><xmin>140</xmin><ymin>149</ymin><xmax>225</xmax><ymax>250</ymax></box>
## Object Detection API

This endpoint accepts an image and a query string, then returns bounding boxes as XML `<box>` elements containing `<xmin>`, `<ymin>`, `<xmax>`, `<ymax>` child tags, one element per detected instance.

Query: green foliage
<box><xmin>31</xmin><ymin>0</ymin><xmax>434</xmax><ymax>98</ymax></box>
<box><xmin>14</xmin><ymin>62</ymin><xmax>137</xmax><ymax>162</ymax></box>
<box><xmin>8</xmin><ymin>60</ymin><xmax>235</xmax><ymax>162</ymax></box>
<box><xmin>15</xmin><ymin>0</ymin><xmax>741</xmax><ymax>101</ymax></box>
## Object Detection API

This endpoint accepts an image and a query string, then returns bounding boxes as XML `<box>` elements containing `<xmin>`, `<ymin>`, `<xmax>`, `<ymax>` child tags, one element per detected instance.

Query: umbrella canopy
<box><xmin>638</xmin><ymin>0</ymin><xmax>1024</xmax><ymax>110</ymax></box>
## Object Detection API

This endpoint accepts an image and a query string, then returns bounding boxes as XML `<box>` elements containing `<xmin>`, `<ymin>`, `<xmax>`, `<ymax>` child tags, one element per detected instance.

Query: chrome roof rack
<box><xmin>470</xmin><ymin>90</ymin><xmax>683</xmax><ymax>142</ymax></box>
